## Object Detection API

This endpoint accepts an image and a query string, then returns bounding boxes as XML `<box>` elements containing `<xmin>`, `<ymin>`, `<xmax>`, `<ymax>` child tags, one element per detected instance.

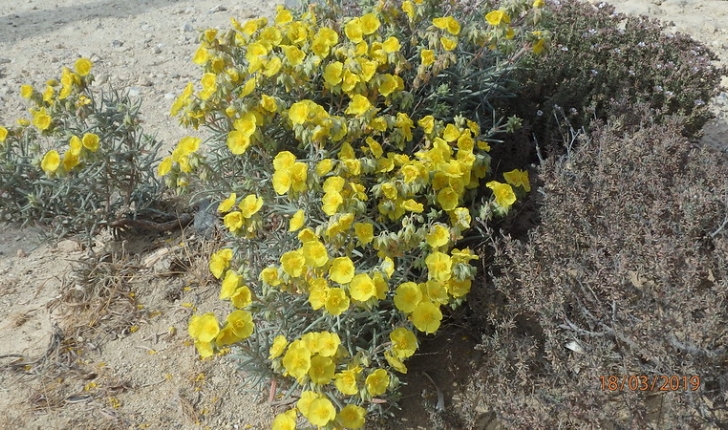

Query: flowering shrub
<box><xmin>172</xmin><ymin>0</ymin><xmax>546</xmax><ymax>427</ymax></box>
<box><xmin>0</xmin><ymin>59</ymin><xmax>162</xmax><ymax>239</ymax></box>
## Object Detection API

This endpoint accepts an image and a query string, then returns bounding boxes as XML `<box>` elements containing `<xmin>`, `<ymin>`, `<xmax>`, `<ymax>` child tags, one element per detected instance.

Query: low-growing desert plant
<box><xmin>166</xmin><ymin>0</ymin><xmax>547</xmax><ymax>427</ymax></box>
<box><xmin>503</xmin><ymin>0</ymin><xmax>726</xmax><ymax>157</ymax></box>
<box><xmin>466</xmin><ymin>109</ymin><xmax>728</xmax><ymax>428</ymax></box>
<box><xmin>0</xmin><ymin>60</ymin><xmax>163</xmax><ymax>241</ymax></box>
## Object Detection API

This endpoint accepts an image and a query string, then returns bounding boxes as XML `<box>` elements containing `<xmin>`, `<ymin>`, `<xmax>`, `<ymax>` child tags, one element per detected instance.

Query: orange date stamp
<box><xmin>599</xmin><ymin>375</ymin><xmax>701</xmax><ymax>392</ymax></box>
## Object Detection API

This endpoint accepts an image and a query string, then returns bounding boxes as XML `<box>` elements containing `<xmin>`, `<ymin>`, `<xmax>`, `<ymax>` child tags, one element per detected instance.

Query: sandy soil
<box><xmin>0</xmin><ymin>0</ymin><xmax>726</xmax><ymax>429</ymax></box>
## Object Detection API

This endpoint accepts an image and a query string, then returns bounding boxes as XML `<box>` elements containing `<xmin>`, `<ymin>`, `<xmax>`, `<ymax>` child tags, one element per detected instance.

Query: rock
<box><xmin>128</xmin><ymin>87</ymin><xmax>142</xmax><ymax>97</ymax></box>
<box><xmin>208</xmin><ymin>5</ymin><xmax>227</xmax><ymax>13</ymax></box>
<box><xmin>164</xmin><ymin>92</ymin><xmax>176</xmax><ymax>100</ymax></box>
<box><xmin>111</xmin><ymin>40</ymin><xmax>124</xmax><ymax>48</ymax></box>
<box><xmin>152</xmin><ymin>45</ymin><xmax>162</xmax><ymax>55</ymax></box>
<box><xmin>181</xmin><ymin>22</ymin><xmax>195</xmax><ymax>33</ymax></box>
<box><xmin>16</xmin><ymin>249</ymin><xmax>27</xmax><ymax>258</ymax></box>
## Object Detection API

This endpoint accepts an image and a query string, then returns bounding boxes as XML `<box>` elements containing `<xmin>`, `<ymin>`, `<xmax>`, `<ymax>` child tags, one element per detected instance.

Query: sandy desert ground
<box><xmin>0</xmin><ymin>0</ymin><xmax>726</xmax><ymax>429</ymax></box>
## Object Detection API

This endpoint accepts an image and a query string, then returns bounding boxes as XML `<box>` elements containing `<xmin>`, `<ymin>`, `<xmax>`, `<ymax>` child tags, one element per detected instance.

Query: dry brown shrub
<box><xmin>464</xmin><ymin>110</ymin><xmax>728</xmax><ymax>429</ymax></box>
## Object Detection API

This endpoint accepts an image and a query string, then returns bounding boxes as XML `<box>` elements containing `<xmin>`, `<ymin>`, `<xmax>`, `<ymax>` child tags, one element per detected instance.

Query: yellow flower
<box><xmin>401</xmin><ymin>199</ymin><xmax>424</xmax><ymax>213</ymax></box>
<box><xmin>272</xmin><ymin>409</ymin><xmax>297</xmax><ymax>430</ymax></box>
<box><xmin>298</xmin><ymin>228</ymin><xmax>317</xmax><ymax>243</ymax></box>
<box><xmin>281</xmin><ymin>250</ymin><xmax>306</xmax><ymax>278</ymax></box>
<box><xmin>433</xmin><ymin>16</ymin><xmax>461</xmax><ymax>35</ymax></box>
<box><xmin>239</xmin><ymin>194</ymin><xmax>263</xmax><ymax>218</ymax></box>
<box><xmin>309</xmin><ymin>279</ymin><xmax>329</xmax><ymax>310</ymax></box>
<box><xmin>385</xmin><ymin>350</ymin><xmax>408</xmax><ymax>373</ymax></box>
<box><xmin>32</xmin><ymin>108</ymin><xmax>52</xmax><ymax>131</ymax></box>
<box><xmin>420</xmin><ymin>49</ymin><xmax>435</xmax><ymax>66</ymax></box>
<box><xmin>322</xmin><ymin>191</ymin><xmax>343</xmax><ymax>216</ymax></box>
<box><xmin>297</xmin><ymin>390</ymin><xmax>321</xmax><ymax>420</ymax></box>
<box><xmin>402</xmin><ymin>1</ymin><xmax>415</xmax><ymax>20</ymax></box>
<box><xmin>360</xmin><ymin>13</ymin><xmax>381</xmax><ymax>35</ymax></box>
<box><xmin>74</xmin><ymin>58</ymin><xmax>93</xmax><ymax>77</ymax></box>
<box><xmin>345</xmin><ymin>94</ymin><xmax>372</xmax><ymax>116</ymax></box>
<box><xmin>260</xmin><ymin>266</ymin><xmax>281</xmax><ymax>287</ymax></box>
<box><xmin>194</xmin><ymin>341</ymin><xmax>214</xmax><ymax>358</ymax></box>
<box><xmin>288</xmin><ymin>101</ymin><xmax>309</xmax><ymax>125</ymax></box>
<box><xmin>157</xmin><ymin>157</ymin><xmax>173</xmax><ymax>177</ymax></box>
<box><xmin>366</xmin><ymin>368</ymin><xmax>390</xmax><ymax>396</ymax></box>
<box><xmin>260</xmin><ymin>94</ymin><xmax>278</xmax><ymax>113</ymax></box>
<box><xmin>263</xmin><ymin>57</ymin><xmax>282</xmax><ymax>78</ymax></box>
<box><xmin>308</xmin><ymin>355</ymin><xmax>335</xmax><ymax>385</ymax></box>
<box><xmin>302</xmin><ymin>240</ymin><xmax>329</xmax><ymax>268</ymax></box>
<box><xmin>287</xmin><ymin>21</ymin><xmax>308</xmax><ymax>44</ymax></box>
<box><xmin>230</xmin><ymin>285</ymin><xmax>252</xmax><ymax>309</ymax></box>
<box><xmin>334</xmin><ymin>367</ymin><xmax>361</xmax><ymax>395</ymax></box>
<box><xmin>188</xmin><ymin>312</ymin><xmax>220</xmax><ymax>343</ymax></box>
<box><xmin>223</xmin><ymin>211</ymin><xmax>244</xmax><ymax>233</ymax></box>
<box><xmin>411</xmin><ymin>301</ymin><xmax>442</xmax><ymax>334</ymax></box>
<box><xmin>68</xmin><ymin>136</ymin><xmax>82</xmax><ymax>156</ymax></box>
<box><xmin>325</xmin><ymin>288</ymin><xmax>349</xmax><ymax>316</ymax></box>
<box><xmin>217</xmin><ymin>193</ymin><xmax>237</xmax><ymax>213</ymax></box>
<box><xmin>486</xmin><ymin>181</ymin><xmax>517</xmax><ymax>208</ymax></box>
<box><xmin>390</xmin><ymin>327</ymin><xmax>418</xmax><ymax>358</ymax></box>
<box><xmin>382</xmin><ymin>36</ymin><xmax>401</xmax><ymax>53</ymax></box>
<box><xmin>503</xmin><ymin>169</ymin><xmax>531</xmax><ymax>191</ymax></box>
<box><xmin>394</xmin><ymin>282</ymin><xmax>421</xmax><ymax>314</ymax></box>
<box><xmin>354</xmin><ymin>222</ymin><xmax>374</xmax><ymax>245</ymax></box>
<box><xmin>329</xmin><ymin>257</ymin><xmax>355</xmax><ymax>284</ymax></box>
<box><xmin>360</xmin><ymin>59</ymin><xmax>379</xmax><ymax>82</ymax></box>
<box><xmin>269</xmin><ymin>335</ymin><xmax>288</xmax><ymax>360</ymax></box>
<box><xmin>81</xmin><ymin>133</ymin><xmax>100</xmax><ymax>152</ymax></box>
<box><xmin>418</xmin><ymin>115</ymin><xmax>435</xmax><ymax>134</ymax></box>
<box><xmin>344</xmin><ymin>18</ymin><xmax>363</xmax><ymax>43</ymax></box>
<box><xmin>447</xmin><ymin>278</ymin><xmax>472</xmax><ymax>298</ymax></box>
<box><xmin>533</xmin><ymin>38</ymin><xmax>546</xmax><ymax>55</ymax></box>
<box><xmin>337</xmin><ymin>404</ymin><xmax>366</xmax><ymax>429</ymax></box>
<box><xmin>275</xmin><ymin>6</ymin><xmax>293</xmax><ymax>25</ymax></box>
<box><xmin>220</xmin><ymin>270</ymin><xmax>241</xmax><ymax>299</ymax></box>
<box><xmin>240</xmin><ymin>78</ymin><xmax>256</xmax><ymax>97</ymax></box>
<box><xmin>317</xmin><ymin>331</ymin><xmax>341</xmax><ymax>357</ymax></box>
<box><xmin>193</xmin><ymin>45</ymin><xmax>209</xmax><ymax>65</ymax></box>
<box><xmin>426</xmin><ymin>252</ymin><xmax>452</xmax><ymax>282</ymax></box>
<box><xmin>323</xmin><ymin>61</ymin><xmax>343</xmax><ymax>86</ymax></box>
<box><xmin>316</xmin><ymin>159</ymin><xmax>334</xmax><ymax>176</ymax></box>
<box><xmin>379</xmin><ymin>74</ymin><xmax>403</xmax><ymax>98</ymax></box>
<box><xmin>209</xmin><ymin>248</ymin><xmax>234</xmax><ymax>279</ymax></box>
<box><xmin>227</xmin><ymin>130</ymin><xmax>252</xmax><ymax>155</ymax></box>
<box><xmin>283</xmin><ymin>342</ymin><xmax>311</xmax><ymax>383</ymax></box>
<box><xmin>226</xmin><ymin>310</ymin><xmax>254</xmax><ymax>339</ymax></box>
<box><xmin>485</xmin><ymin>10</ymin><xmax>511</xmax><ymax>26</ymax></box>
<box><xmin>42</xmin><ymin>86</ymin><xmax>55</xmax><ymax>103</ymax></box>
<box><xmin>349</xmin><ymin>273</ymin><xmax>376</xmax><ymax>302</ymax></box>
<box><xmin>20</xmin><ymin>85</ymin><xmax>34</xmax><ymax>99</ymax></box>
<box><xmin>426</xmin><ymin>224</ymin><xmax>450</xmax><ymax>249</ymax></box>
<box><xmin>440</xmin><ymin>36</ymin><xmax>457</xmax><ymax>51</ymax></box>
<box><xmin>533</xmin><ymin>0</ymin><xmax>545</xmax><ymax>7</ymax></box>
<box><xmin>41</xmin><ymin>150</ymin><xmax>61</xmax><ymax>174</ymax></box>
<box><xmin>289</xmin><ymin>209</ymin><xmax>305</xmax><ymax>231</ymax></box>
<box><xmin>307</xmin><ymin>398</ymin><xmax>336</xmax><ymax>427</ymax></box>
<box><xmin>437</xmin><ymin>187</ymin><xmax>459</xmax><ymax>211</ymax></box>
<box><xmin>62</xmin><ymin>151</ymin><xmax>80</xmax><ymax>171</ymax></box>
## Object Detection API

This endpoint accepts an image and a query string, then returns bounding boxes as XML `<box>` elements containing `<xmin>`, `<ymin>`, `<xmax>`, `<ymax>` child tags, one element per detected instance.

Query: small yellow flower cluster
<box><xmin>40</xmin><ymin>132</ymin><xmax>101</xmax><ymax>175</ymax></box>
<box><xmin>187</xmin><ymin>309</ymin><xmax>255</xmax><ymax>358</ymax></box>
<box><xmin>218</xmin><ymin>192</ymin><xmax>264</xmax><ymax>237</ymax></box>
<box><xmin>157</xmin><ymin>136</ymin><xmax>203</xmax><ymax>188</ymax></box>
<box><xmin>18</xmin><ymin>58</ymin><xmax>95</xmax><ymax>134</ymax></box>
